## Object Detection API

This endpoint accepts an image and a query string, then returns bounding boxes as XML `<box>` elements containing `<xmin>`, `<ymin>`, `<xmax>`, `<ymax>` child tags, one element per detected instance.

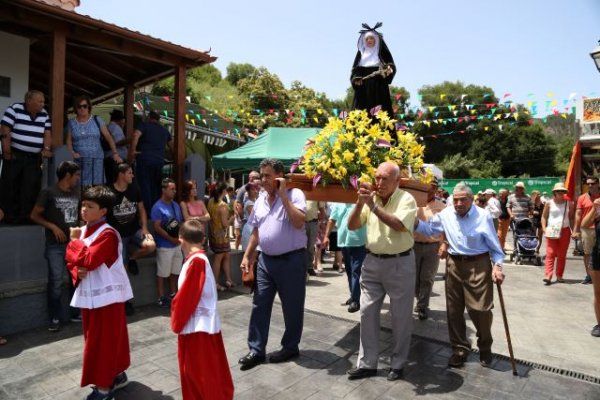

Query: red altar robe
<box><xmin>66</xmin><ymin>221</ymin><xmax>131</xmax><ymax>388</ymax></box>
<box><xmin>171</xmin><ymin>251</ymin><xmax>234</xmax><ymax>400</ymax></box>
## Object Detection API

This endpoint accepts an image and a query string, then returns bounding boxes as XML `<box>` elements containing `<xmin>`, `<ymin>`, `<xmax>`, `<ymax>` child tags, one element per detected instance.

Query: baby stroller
<box><xmin>509</xmin><ymin>218</ymin><xmax>542</xmax><ymax>266</ymax></box>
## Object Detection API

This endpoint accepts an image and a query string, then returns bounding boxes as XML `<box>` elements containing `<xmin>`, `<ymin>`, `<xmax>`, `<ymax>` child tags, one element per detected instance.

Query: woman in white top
<box><xmin>541</xmin><ymin>183</ymin><xmax>575</xmax><ymax>285</ymax></box>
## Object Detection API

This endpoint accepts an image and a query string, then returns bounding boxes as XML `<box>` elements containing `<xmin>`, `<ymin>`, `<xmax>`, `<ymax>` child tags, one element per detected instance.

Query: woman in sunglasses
<box><xmin>67</xmin><ymin>95</ymin><xmax>122</xmax><ymax>186</ymax></box>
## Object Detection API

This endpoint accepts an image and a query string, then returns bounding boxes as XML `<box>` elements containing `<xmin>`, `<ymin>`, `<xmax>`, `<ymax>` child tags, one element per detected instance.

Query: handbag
<box><xmin>545</xmin><ymin>201</ymin><xmax>567</xmax><ymax>239</ymax></box>
<box><xmin>163</xmin><ymin>203</ymin><xmax>180</xmax><ymax>238</ymax></box>
<box><xmin>91</xmin><ymin>115</ymin><xmax>111</xmax><ymax>152</ymax></box>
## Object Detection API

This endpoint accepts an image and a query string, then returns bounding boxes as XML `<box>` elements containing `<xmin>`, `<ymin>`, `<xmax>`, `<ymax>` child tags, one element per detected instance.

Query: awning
<box><xmin>212</xmin><ymin>127</ymin><xmax>320</xmax><ymax>171</ymax></box>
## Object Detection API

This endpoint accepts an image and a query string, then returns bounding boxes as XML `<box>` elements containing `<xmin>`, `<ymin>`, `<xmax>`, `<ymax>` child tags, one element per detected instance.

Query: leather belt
<box><xmin>306</xmin><ymin>219</ymin><xmax>318</xmax><ymax>223</ymax></box>
<box><xmin>263</xmin><ymin>248</ymin><xmax>305</xmax><ymax>259</ymax></box>
<box><xmin>367</xmin><ymin>249</ymin><xmax>412</xmax><ymax>259</ymax></box>
<box><xmin>414</xmin><ymin>241</ymin><xmax>440</xmax><ymax>245</ymax></box>
<box><xmin>449</xmin><ymin>252</ymin><xmax>489</xmax><ymax>262</ymax></box>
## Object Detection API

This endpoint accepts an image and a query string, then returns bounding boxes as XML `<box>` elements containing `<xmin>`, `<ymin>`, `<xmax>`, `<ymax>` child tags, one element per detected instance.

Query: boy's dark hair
<box><xmin>116</xmin><ymin>162</ymin><xmax>132</xmax><ymax>176</ymax></box>
<box><xmin>82</xmin><ymin>185</ymin><xmax>116</xmax><ymax>212</ymax></box>
<box><xmin>161</xmin><ymin>177</ymin><xmax>175</xmax><ymax>189</ymax></box>
<box><xmin>56</xmin><ymin>161</ymin><xmax>80</xmax><ymax>180</ymax></box>
<box><xmin>179</xmin><ymin>220</ymin><xmax>205</xmax><ymax>244</ymax></box>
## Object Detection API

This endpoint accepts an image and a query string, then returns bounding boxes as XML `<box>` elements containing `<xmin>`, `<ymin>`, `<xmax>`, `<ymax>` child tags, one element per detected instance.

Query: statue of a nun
<box><xmin>350</xmin><ymin>22</ymin><xmax>396</xmax><ymax>118</ymax></box>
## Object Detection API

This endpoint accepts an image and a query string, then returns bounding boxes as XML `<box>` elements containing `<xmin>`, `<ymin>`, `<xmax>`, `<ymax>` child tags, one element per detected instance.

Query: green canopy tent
<box><xmin>212</xmin><ymin>127</ymin><xmax>320</xmax><ymax>172</ymax></box>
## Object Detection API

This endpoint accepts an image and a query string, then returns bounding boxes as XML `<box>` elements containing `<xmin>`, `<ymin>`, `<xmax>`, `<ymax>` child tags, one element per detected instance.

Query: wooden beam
<box><xmin>67</xmin><ymin>52</ymin><xmax>129</xmax><ymax>83</ymax></box>
<box><xmin>174</xmin><ymin>65</ymin><xmax>186</xmax><ymax>199</ymax></box>
<box><xmin>124</xmin><ymin>85</ymin><xmax>134</xmax><ymax>146</ymax></box>
<box><xmin>49</xmin><ymin>28</ymin><xmax>66</xmax><ymax>148</ymax></box>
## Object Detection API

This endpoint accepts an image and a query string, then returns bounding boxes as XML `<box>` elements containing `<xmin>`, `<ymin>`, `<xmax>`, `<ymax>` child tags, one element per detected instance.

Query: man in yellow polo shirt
<box><xmin>346</xmin><ymin>161</ymin><xmax>417</xmax><ymax>382</ymax></box>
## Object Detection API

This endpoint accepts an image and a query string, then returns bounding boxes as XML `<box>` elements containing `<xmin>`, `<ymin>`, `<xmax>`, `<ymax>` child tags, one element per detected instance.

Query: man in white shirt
<box><xmin>484</xmin><ymin>189</ymin><xmax>502</xmax><ymax>231</ymax></box>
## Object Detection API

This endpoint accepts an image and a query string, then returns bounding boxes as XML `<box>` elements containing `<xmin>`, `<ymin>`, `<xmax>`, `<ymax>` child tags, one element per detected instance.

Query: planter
<box><xmin>286</xmin><ymin>173</ymin><xmax>431</xmax><ymax>206</ymax></box>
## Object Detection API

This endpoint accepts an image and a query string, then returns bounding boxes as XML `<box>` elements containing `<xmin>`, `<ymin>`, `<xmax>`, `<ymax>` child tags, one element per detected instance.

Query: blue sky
<box><xmin>78</xmin><ymin>0</ymin><xmax>600</xmax><ymax>112</ymax></box>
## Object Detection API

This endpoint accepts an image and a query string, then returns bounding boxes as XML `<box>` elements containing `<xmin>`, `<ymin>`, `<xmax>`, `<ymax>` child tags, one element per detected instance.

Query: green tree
<box><xmin>225</xmin><ymin>63</ymin><xmax>257</xmax><ymax>87</ymax></box>
<box><xmin>284</xmin><ymin>81</ymin><xmax>330</xmax><ymax>127</ymax></box>
<box><xmin>187</xmin><ymin>64</ymin><xmax>222</xmax><ymax>87</ymax></box>
<box><xmin>151</xmin><ymin>64</ymin><xmax>223</xmax><ymax>98</ymax></box>
<box><xmin>235</xmin><ymin>67</ymin><xmax>289</xmax><ymax>130</ymax></box>
<box><xmin>437</xmin><ymin>153</ymin><xmax>476</xmax><ymax>179</ymax></box>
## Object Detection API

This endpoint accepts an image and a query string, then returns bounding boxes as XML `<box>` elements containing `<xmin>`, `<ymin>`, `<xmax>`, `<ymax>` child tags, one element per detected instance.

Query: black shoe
<box><xmin>112</xmin><ymin>371</ymin><xmax>129</xmax><ymax>391</ymax></box>
<box><xmin>347</xmin><ymin>302</ymin><xmax>360</xmax><ymax>313</ymax></box>
<box><xmin>48</xmin><ymin>318</ymin><xmax>60</xmax><ymax>332</ymax></box>
<box><xmin>417</xmin><ymin>309</ymin><xmax>428</xmax><ymax>320</ymax></box>
<box><xmin>157</xmin><ymin>296</ymin><xmax>170</xmax><ymax>308</ymax></box>
<box><xmin>387</xmin><ymin>368</ymin><xmax>404</xmax><ymax>381</ymax></box>
<box><xmin>307</xmin><ymin>269</ymin><xmax>317</xmax><ymax>276</ymax></box>
<box><xmin>238</xmin><ymin>352</ymin><xmax>265</xmax><ymax>370</ymax></box>
<box><xmin>347</xmin><ymin>367</ymin><xmax>377</xmax><ymax>380</ymax></box>
<box><xmin>341</xmin><ymin>298</ymin><xmax>352</xmax><ymax>306</ymax></box>
<box><xmin>591</xmin><ymin>325</ymin><xmax>600</xmax><ymax>337</ymax></box>
<box><xmin>582</xmin><ymin>275</ymin><xmax>592</xmax><ymax>284</ymax></box>
<box><xmin>269</xmin><ymin>348</ymin><xmax>300</xmax><ymax>363</ymax></box>
<box><xmin>125</xmin><ymin>301</ymin><xmax>135</xmax><ymax>316</ymax></box>
<box><xmin>127</xmin><ymin>259</ymin><xmax>139</xmax><ymax>275</ymax></box>
<box><xmin>332</xmin><ymin>263</ymin><xmax>340</xmax><ymax>271</ymax></box>
<box><xmin>543</xmin><ymin>278</ymin><xmax>552</xmax><ymax>286</ymax></box>
<box><xmin>70</xmin><ymin>315</ymin><xmax>82</xmax><ymax>323</ymax></box>
<box><xmin>479</xmin><ymin>351</ymin><xmax>493</xmax><ymax>368</ymax></box>
<box><xmin>448</xmin><ymin>352</ymin><xmax>467</xmax><ymax>368</ymax></box>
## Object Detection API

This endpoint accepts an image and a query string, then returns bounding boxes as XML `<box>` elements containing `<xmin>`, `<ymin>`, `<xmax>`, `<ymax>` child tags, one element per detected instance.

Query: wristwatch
<box><xmin>493</xmin><ymin>263</ymin><xmax>503</xmax><ymax>270</ymax></box>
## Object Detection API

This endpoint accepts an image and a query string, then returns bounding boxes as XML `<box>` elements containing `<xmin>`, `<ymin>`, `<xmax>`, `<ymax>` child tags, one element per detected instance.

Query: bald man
<box><xmin>346</xmin><ymin>161</ymin><xmax>417</xmax><ymax>381</ymax></box>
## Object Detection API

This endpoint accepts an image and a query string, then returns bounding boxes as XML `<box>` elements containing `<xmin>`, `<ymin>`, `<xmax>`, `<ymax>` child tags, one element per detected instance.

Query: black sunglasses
<box><xmin>77</xmin><ymin>104</ymin><xmax>89</xmax><ymax>109</ymax></box>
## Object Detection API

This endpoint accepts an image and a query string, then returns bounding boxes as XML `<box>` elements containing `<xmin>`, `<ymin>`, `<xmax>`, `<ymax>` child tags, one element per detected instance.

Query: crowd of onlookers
<box><xmin>0</xmin><ymin>90</ymin><xmax>598</xmax><ymax>350</ymax></box>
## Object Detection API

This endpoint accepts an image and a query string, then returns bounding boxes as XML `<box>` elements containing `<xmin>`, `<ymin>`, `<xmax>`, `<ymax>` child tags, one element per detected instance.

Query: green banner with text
<box><xmin>439</xmin><ymin>177</ymin><xmax>561</xmax><ymax>194</ymax></box>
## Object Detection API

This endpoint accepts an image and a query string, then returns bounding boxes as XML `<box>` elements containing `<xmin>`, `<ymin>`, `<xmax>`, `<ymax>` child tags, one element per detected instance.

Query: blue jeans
<box><xmin>45</xmin><ymin>243</ymin><xmax>78</xmax><ymax>321</ymax></box>
<box><xmin>247</xmin><ymin>249</ymin><xmax>306</xmax><ymax>356</ymax></box>
<box><xmin>342</xmin><ymin>246</ymin><xmax>366</xmax><ymax>304</ymax></box>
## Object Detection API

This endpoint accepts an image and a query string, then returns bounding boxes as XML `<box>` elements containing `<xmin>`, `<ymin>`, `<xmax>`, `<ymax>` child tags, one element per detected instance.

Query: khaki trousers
<box><xmin>446</xmin><ymin>255</ymin><xmax>494</xmax><ymax>354</ymax></box>
<box><xmin>358</xmin><ymin>252</ymin><xmax>415</xmax><ymax>370</ymax></box>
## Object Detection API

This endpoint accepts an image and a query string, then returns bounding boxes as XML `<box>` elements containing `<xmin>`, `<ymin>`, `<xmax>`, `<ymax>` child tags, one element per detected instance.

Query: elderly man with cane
<box><xmin>415</xmin><ymin>182</ymin><xmax>506</xmax><ymax>369</ymax></box>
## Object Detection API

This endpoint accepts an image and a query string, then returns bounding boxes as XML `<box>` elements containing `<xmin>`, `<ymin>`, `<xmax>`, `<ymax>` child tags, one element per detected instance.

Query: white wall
<box><xmin>0</xmin><ymin>32</ymin><xmax>29</xmax><ymax>112</ymax></box>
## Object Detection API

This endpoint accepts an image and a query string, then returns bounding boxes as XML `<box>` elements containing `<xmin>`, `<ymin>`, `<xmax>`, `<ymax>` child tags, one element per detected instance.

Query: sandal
<box><xmin>216</xmin><ymin>284</ymin><xmax>227</xmax><ymax>292</ymax></box>
<box><xmin>225</xmin><ymin>280</ymin><xmax>236</xmax><ymax>289</ymax></box>
<box><xmin>0</xmin><ymin>337</ymin><xmax>6</xmax><ymax>345</ymax></box>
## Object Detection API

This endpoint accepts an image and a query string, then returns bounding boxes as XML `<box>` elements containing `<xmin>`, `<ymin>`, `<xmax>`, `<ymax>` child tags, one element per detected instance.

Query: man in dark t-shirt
<box><xmin>108</xmin><ymin>163</ymin><xmax>155</xmax><ymax>270</ymax></box>
<box><xmin>30</xmin><ymin>161</ymin><xmax>80</xmax><ymax>332</ymax></box>
<box><xmin>130</xmin><ymin>111</ymin><xmax>173</xmax><ymax>213</ymax></box>
<box><xmin>108</xmin><ymin>162</ymin><xmax>156</xmax><ymax>315</ymax></box>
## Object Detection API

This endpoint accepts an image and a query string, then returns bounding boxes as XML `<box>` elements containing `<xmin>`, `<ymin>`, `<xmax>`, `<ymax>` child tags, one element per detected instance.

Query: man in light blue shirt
<box><xmin>323</xmin><ymin>202</ymin><xmax>367</xmax><ymax>313</ymax></box>
<box><xmin>415</xmin><ymin>182</ymin><xmax>505</xmax><ymax>369</ymax></box>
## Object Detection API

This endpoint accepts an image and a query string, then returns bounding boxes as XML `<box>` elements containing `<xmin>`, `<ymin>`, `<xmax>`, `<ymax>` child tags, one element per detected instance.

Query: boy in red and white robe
<box><xmin>66</xmin><ymin>186</ymin><xmax>133</xmax><ymax>400</ymax></box>
<box><xmin>171</xmin><ymin>220</ymin><xmax>234</xmax><ymax>399</ymax></box>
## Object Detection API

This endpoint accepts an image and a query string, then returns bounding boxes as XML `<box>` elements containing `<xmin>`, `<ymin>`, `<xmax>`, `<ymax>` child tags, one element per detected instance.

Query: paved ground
<box><xmin>1</xmin><ymin>238</ymin><xmax>600</xmax><ymax>399</ymax></box>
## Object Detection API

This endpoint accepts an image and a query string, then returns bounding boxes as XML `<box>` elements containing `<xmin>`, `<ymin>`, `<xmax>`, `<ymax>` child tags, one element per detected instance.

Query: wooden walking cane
<box><xmin>496</xmin><ymin>282</ymin><xmax>518</xmax><ymax>376</ymax></box>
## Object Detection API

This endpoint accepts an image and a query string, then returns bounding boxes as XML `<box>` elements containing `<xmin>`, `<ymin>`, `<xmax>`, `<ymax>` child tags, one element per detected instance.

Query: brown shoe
<box><xmin>448</xmin><ymin>352</ymin><xmax>467</xmax><ymax>368</ymax></box>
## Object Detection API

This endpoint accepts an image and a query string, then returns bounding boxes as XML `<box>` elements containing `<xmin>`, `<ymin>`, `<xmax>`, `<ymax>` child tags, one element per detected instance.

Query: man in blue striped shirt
<box><xmin>415</xmin><ymin>182</ymin><xmax>505</xmax><ymax>369</ymax></box>
<box><xmin>0</xmin><ymin>90</ymin><xmax>52</xmax><ymax>224</ymax></box>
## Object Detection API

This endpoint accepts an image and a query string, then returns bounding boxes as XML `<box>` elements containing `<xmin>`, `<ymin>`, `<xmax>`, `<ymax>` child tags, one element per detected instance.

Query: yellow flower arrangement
<box><xmin>294</xmin><ymin>109</ymin><xmax>432</xmax><ymax>188</ymax></box>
